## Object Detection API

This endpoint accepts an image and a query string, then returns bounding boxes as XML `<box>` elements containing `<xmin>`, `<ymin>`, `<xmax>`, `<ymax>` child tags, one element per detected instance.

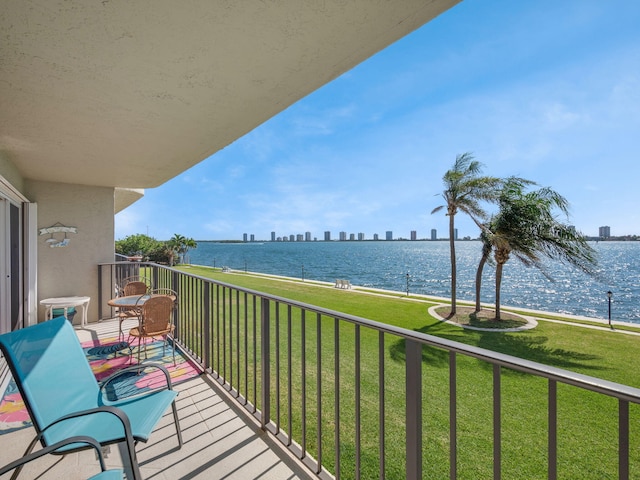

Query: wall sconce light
<box><xmin>39</xmin><ymin>222</ymin><xmax>77</xmax><ymax>247</ymax></box>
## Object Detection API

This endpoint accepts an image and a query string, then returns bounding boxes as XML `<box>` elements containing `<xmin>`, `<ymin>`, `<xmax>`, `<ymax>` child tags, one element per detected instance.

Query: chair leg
<box><xmin>124</xmin><ymin>433</ymin><xmax>143</xmax><ymax>480</ymax></box>
<box><xmin>118</xmin><ymin>317</ymin><xmax>123</xmax><ymax>342</ymax></box>
<box><xmin>171</xmin><ymin>400</ymin><xmax>183</xmax><ymax>448</ymax></box>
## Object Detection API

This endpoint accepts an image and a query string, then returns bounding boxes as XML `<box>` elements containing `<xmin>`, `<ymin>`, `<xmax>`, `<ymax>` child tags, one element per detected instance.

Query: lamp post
<box><xmin>406</xmin><ymin>272</ymin><xmax>410</xmax><ymax>296</ymax></box>
<box><xmin>607</xmin><ymin>291</ymin><xmax>613</xmax><ymax>328</ymax></box>
<box><xmin>301</xmin><ymin>264</ymin><xmax>305</xmax><ymax>282</ymax></box>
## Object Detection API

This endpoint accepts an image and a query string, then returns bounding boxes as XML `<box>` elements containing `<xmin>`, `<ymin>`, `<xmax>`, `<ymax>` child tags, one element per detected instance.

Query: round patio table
<box><xmin>40</xmin><ymin>296</ymin><xmax>91</xmax><ymax>327</ymax></box>
<box><xmin>108</xmin><ymin>294</ymin><xmax>151</xmax><ymax>309</ymax></box>
<box><xmin>108</xmin><ymin>294</ymin><xmax>176</xmax><ymax>309</ymax></box>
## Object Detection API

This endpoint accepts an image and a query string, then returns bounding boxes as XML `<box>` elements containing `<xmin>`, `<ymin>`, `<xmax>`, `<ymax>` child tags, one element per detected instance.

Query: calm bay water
<box><xmin>189</xmin><ymin>241</ymin><xmax>640</xmax><ymax>324</ymax></box>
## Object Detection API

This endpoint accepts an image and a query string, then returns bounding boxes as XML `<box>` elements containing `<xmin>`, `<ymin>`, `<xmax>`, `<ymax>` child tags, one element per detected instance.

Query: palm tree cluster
<box><xmin>116</xmin><ymin>233</ymin><xmax>197</xmax><ymax>266</ymax></box>
<box><xmin>432</xmin><ymin>154</ymin><xmax>598</xmax><ymax>321</ymax></box>
<box><xmin>168</xmin><ymin>234</ymin><xmax>197</xmax><ymax>265</ymax></box>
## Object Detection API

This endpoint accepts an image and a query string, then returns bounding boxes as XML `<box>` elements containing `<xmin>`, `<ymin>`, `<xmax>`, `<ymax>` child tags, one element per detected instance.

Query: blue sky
<box><xmin>116</xmin><ymin>0</ymin><xmax>640</xmax><ymax>241</ymax></box>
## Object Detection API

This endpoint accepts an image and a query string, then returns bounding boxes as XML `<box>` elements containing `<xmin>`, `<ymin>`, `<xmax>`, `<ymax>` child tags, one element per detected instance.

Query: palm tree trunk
<box><xmin>449</xmin><ymin>213</ymin><xmax>457</xmax><ymax>314</ymax></box>
<box><xmin>475</xmin><ymin>252</ymin><xmax>488</xmax><ymax>311</ymax></box>
<box><xmin>495</xmin><ymin>261</ymin><xmax>503</xmax><ymax>320</ymax></box>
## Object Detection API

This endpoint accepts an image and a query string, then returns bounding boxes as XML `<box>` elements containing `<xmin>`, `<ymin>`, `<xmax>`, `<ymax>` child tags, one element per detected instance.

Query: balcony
<box><xmin>0</xmin><ymin>315</ymin><xmax>312</xmax><ymax>479</ymax></box>
<box><xmin>3</xmin><ymin>261</ymin><xmax>640</xmax><ymax>479</ymax></box>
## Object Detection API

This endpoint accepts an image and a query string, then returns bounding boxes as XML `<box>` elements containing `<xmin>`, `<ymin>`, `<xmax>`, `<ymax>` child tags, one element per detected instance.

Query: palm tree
<box><xmin>485</xmin><ymin>181</ymin><xmax>598</xmax><ymax>320</ymax></box>
<box><xmin>182</xmin><ymin>237</ymin><xmax>197</xmax><ymax>263</ymax></box>
<box><xmin>167</xmin><ymin>234</ymin><xmax>185</xmax><ymax>263</ymax></box>
<box><xmin>168</xmin><ymin>234</ymin><xmax>197</xmax><ymax>264</ymax></box>
<box><xmin>474</xmin><ymin>226</ymin><xmax>493</xmax><ymax>312</ymax></box>
<box><xmin>431</xmin><ymin>153</ymin><xmax>501</xmax><ymax>315</ymax></box>
<box><xmin>473</xmin><ymin>177</ymin><xmax>536</xmax><ymax>312</ymax></box>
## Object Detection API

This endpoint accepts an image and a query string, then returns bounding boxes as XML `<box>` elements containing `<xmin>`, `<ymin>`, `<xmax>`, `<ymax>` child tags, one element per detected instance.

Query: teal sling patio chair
<box><xmin>0</xmin><ymin>317</ymin><xmax>183</xmax><ymax>480</ymax></box>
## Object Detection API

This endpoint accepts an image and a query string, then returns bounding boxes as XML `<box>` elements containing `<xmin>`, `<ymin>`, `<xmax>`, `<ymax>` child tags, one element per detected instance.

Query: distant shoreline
<box><xmin>195</xmin><ymin>237</ymin><xmax>640</xmax><ymax>243</ymax></box>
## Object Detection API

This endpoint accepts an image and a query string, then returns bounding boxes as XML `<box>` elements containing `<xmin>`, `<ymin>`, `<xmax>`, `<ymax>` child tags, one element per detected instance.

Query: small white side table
<box><xmin>40</xmin><ymin>296</ymin><xmax>91</xmax><ymax>327</ymax></box>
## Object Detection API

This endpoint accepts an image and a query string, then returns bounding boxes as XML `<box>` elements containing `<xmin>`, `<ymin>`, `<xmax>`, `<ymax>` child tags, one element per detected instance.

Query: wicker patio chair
<box><xmin>129</xmin><ymin>294</ymin><xmax>176</xmax><ymax>365</ymax></box>
<box><xmin>116</xmin><ymin>276</ymin><xmax>152</xmax><ymax>341</ymax></box>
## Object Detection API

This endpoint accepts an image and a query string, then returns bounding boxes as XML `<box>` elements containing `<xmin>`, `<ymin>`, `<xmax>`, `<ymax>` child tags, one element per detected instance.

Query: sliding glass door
<box><xmin>0</xmin><ymin>193</ymin><xmax>33</xmax><ymax>333</ymax></box>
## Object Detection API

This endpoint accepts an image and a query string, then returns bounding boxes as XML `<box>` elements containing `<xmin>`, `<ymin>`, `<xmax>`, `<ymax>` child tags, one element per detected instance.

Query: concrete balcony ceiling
<box><xmin>1</xmin><ymin>0</ymin><xmax>458</xmax><ymax>190</ymax></box>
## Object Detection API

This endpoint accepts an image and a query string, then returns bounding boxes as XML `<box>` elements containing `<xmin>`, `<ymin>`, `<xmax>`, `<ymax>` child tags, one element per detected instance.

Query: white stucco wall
<box><xmin>25</xmin><ymin>180</ymin><xmax>115</xmax><ymax>324</ymax></box>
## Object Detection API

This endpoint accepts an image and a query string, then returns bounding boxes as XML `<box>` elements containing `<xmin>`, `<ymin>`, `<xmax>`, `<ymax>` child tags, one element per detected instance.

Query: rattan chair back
<box><xmin>123</xmin><ymin>281</ymin><xmax>148</xmax><ymax>296</ymax></box>
<box><xmin>140</xmin><ymin>295</ymin><xmax>174</xmax><ymax>336</ymax></box>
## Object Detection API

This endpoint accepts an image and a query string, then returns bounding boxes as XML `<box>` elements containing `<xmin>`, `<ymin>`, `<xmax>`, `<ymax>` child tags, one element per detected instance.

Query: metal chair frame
<box><xmin>0</xmin><ymin>435</ymin><xmax>123</xmax><ymax>480</ymax></box>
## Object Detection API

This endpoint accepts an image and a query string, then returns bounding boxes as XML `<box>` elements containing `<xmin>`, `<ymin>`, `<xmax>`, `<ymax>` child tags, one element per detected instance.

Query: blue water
<box><xmin>189</xmin><ymin>241</ymin><xmax>640</xmax><ymax>324</ymax></box>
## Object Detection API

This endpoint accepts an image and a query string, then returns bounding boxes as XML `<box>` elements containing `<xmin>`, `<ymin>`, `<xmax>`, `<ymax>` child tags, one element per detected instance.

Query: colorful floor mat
<box><xmin>0</xmin><ymin>336</ymin><xmax>201</xmax><ymax>434</ymax></box>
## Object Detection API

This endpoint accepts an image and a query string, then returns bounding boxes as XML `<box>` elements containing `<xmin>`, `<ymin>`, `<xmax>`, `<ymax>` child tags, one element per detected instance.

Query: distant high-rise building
<box><xmin>410</xmin><ymin>230</ymin><xmax>417</xmax><ymax>241</ymax></box>
<box><xmin>373</xmin><ymin>233</ymin><xmax>379</xmax><ymax>241</ymax></box>
<box><xmin>305</xmin><ymin>231</ymin><xmax>311</xmax><ymax>241</ymax></box>
<box><xmin>271</xmin><ymin>231</ymin><xmax>276</xmax><ymax>242</ymax></box>
<box><xmin>349</xmin><ymin>233</ymin><xmax>355</xmax><ymax>241</ymax></box>
<box><xmin>250</xmin><ymin>234</ymin><xmax>255</xmax><ymax>242</ymax></box>
<box><xmin>324</xmin><ymin>231</ymin><xmax>331</xmax><ymax>241</ymax></box>
<box><xmin>289</xmin><ymin>234</ymin><xmax>295</xmax><ymax>242</ymax></box>
<box><xmin>454</xmin><ymin>228</ymin><xmax>458</xmax><ymax>240</ymax></box>
<box><xmin>358</xmin><ymin>232</ymin><xmax>365</xmax><ymax>241</ymax></box>
<box><xmin>599</xmin><ymin>226</ymin><xmax>611</xmax><ymax>239</ymax></box>
<box><xmin>386</xmin><ymin>231</ymin><xmax>393</xmax><ymax>241</ymax></box>
<box><xmin>339</xmin><ymin>231</ymin><xmax>347</xmax><ymax>241</ymax></box>
<box><xmin>243</xmin><ymin>233</ymin><xmax>248</xmax><ymax>242</ymax></box>
<box><xmin>431</xmin><ymin>229</ymin><xmax>437</xmax><ymax>241</ymax></box>
<box><xmin>296</xmin><ymin>234</ymin><xmax>303</xmax><ymax>241</ymax></box>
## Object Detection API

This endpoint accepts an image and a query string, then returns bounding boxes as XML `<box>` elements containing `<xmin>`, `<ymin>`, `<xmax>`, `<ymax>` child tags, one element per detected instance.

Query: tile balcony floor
<box><xmin>0</xmin><ymin>318</ymin><xmax>313</xmax><ymax>480</ymax></box>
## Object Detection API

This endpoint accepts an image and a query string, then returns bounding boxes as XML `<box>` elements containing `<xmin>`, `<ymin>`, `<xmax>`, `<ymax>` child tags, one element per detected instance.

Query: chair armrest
<box><xmin>38</xmin><ymin>405</ymin><xmax>135</xmax><ymax>448</ymax></box>
<box><xmin>0</xmin><ymin>436</ymin><xmax>110</xmax><ymax>476</ymax></box>
<box><xmin>99</xmin><ymin>362</ymin><xmax>175</xmax><ymax>395</ymax></box>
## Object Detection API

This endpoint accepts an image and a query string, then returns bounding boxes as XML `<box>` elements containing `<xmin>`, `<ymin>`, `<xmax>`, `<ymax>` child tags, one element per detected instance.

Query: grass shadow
<box><xmin>389</xmin><ymin>322</ymin><xmax>605</xmax><ymax>373</ymax></box>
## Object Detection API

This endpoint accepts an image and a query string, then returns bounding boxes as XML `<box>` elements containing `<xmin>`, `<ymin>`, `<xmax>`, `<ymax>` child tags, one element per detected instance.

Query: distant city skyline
<box><xmin>237</xmin><ymin>225</ymin><xmax>626</xmax><ymax>243</ymax></box>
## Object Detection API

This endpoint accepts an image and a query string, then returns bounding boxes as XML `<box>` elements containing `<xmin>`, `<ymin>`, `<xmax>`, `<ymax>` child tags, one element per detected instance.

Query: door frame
<box><xmin>0</xmin><ymin>175</ymin><xmax>36</xmax><ymax>332</ymax></box>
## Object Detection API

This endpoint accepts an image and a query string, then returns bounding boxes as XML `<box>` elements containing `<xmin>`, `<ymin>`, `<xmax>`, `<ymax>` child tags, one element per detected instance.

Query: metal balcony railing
<box><xmin>98</xmin><ymin>262</ymin><xmax>640</xmax><ymax>479</ymax></box>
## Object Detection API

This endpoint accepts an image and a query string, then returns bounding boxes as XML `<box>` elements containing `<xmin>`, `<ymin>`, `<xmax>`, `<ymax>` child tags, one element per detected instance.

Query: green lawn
<box><xmin>176</xmin><ymin>265</ymin><xmax>640</xmax><ymax>479</ymax></box>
